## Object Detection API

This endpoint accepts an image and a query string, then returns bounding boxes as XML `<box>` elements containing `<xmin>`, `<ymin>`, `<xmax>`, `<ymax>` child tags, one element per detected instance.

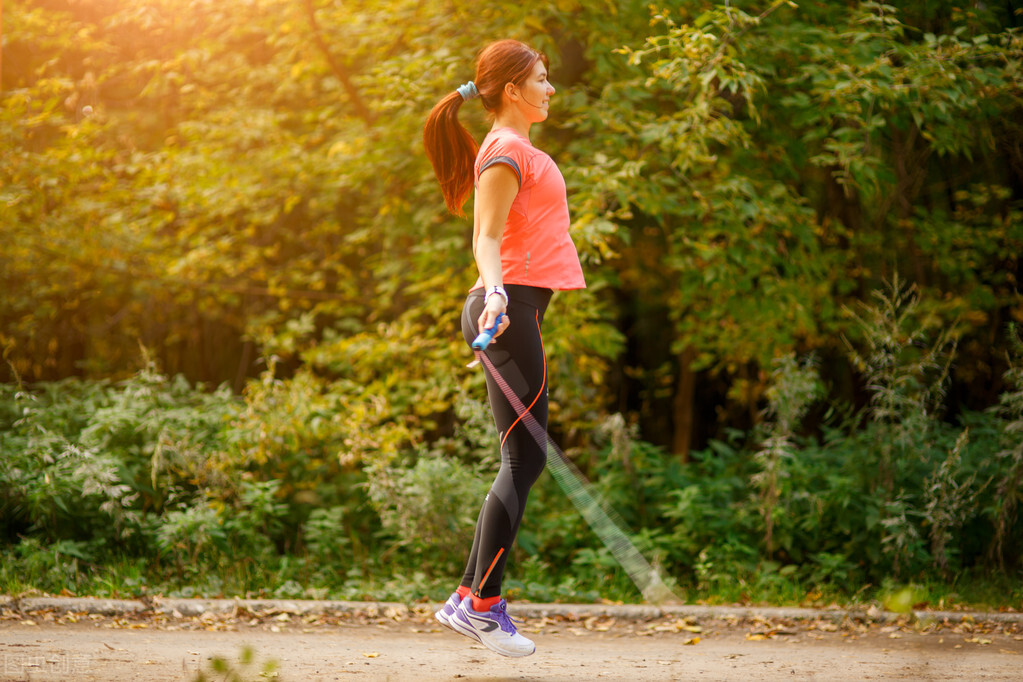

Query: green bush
<box><xmin>1</xmin><ymin>285</ymin><xmax>1021</xmax><ymax>608</ymax></box>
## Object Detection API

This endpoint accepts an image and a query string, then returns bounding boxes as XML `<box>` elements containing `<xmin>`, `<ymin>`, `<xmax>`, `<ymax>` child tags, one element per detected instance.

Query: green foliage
<box><xmin>4</xmin><ymin>277</ymin><xmax>1020</xmax><ymax>606</ymax></box>
<box><xmin>2</xmin><ymin>0</ymin><xmax>1023</xmax><ymax>609</ymax></box>
<box><xmin>752</xmin><ymin>354</ymin><xmax>824</xmax><ymax>558</ymax></box>
<box><xmin>923</xmin><ymin>430</ymin><xmax>980</xmax><ymax>578</ymax></box>
<box><xmin>990</xmin><ymin>324</ymin><xmax>1023</xmax><ymax>568</ymax></box>
<box><xmin>840</xmin><ymin>277</ymin><xmax>991</xmax><ymax>578</ymax></box>
<box><xmin>0</xmin><ymin>362</ymin><xmax>236</xmax><ymax>552</ymax></box>
<box><xmin>366</xmin><ymin>450</ymin><xmax>487</xmax><ymax>572</ymax></box>
<box><xmin>194</xmin><ymin>646</ymin><xmax>279</xmax><ymax>682</ymax></box>
<box><xmin>520</xmin><ymin>282</ymin><xmax>1020</xmax><ymax>602</ymax></box>
<box><xmin>3</xmin><ymin>0</ymin><xmax>1020</xmax><ymax>449</ymax></box>
<box><xmin>0</xmin><ymin>362</ymin><xmax>374</xmax><ymax>597</ymax></box>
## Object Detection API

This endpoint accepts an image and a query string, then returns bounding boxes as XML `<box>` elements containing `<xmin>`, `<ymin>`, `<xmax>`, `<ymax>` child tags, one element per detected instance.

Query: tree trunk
<box><xmin>672</xmin><ymin>346</ymin><xmax>696</xmax><ymax>461</ymax></box>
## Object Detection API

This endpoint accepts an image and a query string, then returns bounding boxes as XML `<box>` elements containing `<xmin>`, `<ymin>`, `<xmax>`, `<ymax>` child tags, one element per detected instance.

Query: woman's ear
<box><xmin>503</xmin><ymin>82</ymin><xmax>519</xmax><ymax>103</ymax></box>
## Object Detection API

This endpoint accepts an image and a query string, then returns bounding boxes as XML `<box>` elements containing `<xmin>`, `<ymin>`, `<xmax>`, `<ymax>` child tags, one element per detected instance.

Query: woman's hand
<box><xmin>478</xmin><ymin>295</ymin><xmax>510</xmax><ymax>342</ymax></box>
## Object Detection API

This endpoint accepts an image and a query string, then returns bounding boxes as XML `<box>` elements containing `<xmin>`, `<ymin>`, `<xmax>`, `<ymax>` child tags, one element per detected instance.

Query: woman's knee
<box><xmin>509</xmin><ymin>446</ymin><xmax>547</xmax><ymax>488</ymax></box>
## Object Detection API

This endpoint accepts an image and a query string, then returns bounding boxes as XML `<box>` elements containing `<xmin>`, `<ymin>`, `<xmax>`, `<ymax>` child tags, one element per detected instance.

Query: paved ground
<box><xmin>1</xmin><ymin>597</ymin><xmax>1021</xmax><ymax>681</ymax></box>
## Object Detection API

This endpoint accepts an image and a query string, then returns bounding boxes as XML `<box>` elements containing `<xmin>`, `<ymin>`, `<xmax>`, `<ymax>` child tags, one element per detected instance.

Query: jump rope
<box><xmin>471</xmin><ymin>314</ymin><xmax>681</xmax><ymax>604</ymax></box>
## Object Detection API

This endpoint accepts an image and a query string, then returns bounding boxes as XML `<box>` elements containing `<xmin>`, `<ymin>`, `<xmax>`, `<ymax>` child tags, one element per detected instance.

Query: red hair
<box><xmin>423</xmin><ymin>40</ymin><xmax>548</xmax><ymax>216</ymax></box>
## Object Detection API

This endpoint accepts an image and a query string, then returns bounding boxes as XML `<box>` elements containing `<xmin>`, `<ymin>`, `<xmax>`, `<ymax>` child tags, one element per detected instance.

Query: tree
<box><xmin>2</xmin><ymin>0</ymin><xmax>1021</xmax><ymax>459</ymax></box>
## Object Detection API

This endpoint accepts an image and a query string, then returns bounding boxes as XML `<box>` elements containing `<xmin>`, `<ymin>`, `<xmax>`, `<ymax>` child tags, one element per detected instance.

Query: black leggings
<box><xmin>459</xmin><ymin>284</ymin><xmax>553</xmax><ymax>599</ymax></box>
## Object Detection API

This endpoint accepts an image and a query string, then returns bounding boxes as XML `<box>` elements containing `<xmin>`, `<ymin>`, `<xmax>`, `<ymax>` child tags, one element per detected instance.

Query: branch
<box><xmin>708</xmin><ymin>0</ymin><xmax>792</xmax><ymax>68</ymax></box>
<box><xmin>302</xmin><ymin>0</ymin><xmax>375</xmax><ymax>128</ymax></box>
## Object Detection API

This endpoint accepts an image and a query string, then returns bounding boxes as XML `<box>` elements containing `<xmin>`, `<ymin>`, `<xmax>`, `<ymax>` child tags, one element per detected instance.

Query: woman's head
<box><xmin>472</xmin><ymin>40</ymin><xmax>548</xmax><ymax>114</ymax></box>
<box><xmin>423</xmin><ymin>40</ymin><xmax>549</xmax><ymax>215</ymax></box>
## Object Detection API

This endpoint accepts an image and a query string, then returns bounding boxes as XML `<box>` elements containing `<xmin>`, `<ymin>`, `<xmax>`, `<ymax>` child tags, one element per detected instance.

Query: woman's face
<box><xmin>511</xmin><ymin>59</ymin><xmax>556</xmax><ymax>122</ymax></box>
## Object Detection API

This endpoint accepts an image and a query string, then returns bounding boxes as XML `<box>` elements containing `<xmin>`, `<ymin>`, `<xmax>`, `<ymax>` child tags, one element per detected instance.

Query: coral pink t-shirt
<box><xmin>472</xmin><ymin>127</ymin><xmax>585</xmax><ymax>291</ymax></box>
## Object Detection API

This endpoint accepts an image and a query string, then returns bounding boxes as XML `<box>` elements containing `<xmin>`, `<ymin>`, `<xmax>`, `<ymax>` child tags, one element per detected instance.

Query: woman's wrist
<box><xmin>484</xmin><ymin>285</ymin><xmax>509</xmax><ymax>307</ymax></box>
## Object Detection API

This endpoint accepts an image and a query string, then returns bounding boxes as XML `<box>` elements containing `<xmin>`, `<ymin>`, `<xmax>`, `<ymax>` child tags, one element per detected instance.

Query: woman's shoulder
<box><xmin>480</xmin><ymin>127</ymin><xmax>537</xmax><ymax>156</ymax></box>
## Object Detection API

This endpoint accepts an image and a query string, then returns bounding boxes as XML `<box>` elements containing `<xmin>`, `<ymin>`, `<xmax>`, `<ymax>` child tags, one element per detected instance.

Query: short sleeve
<box><xmin>475</xmin><ymin>131</ymin><xmax>533</xmax><ymax>189</ymax></box>
<box><xmin>479</xmin><ymin>155</ymin><xmax>521</xmax><ymax>185</ymax></box>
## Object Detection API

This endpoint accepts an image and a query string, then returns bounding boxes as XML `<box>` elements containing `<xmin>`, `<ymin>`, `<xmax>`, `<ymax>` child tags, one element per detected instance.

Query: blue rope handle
<box><xmin>471</xmin><ymin>312</ymin><xmax>504</xmax><ymax>350</ymax></box>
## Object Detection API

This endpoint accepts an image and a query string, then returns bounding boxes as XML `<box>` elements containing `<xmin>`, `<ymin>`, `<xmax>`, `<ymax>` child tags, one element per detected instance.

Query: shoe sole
<box><xmin>475</xmin><ymin>637</ymin><xmax>536</xmax><ymax>658</ymax></box>
<box><xmin>439</xmin><ymin>608</ymin><xmax>484</xmax><ymax>643</ymax></box>
<box><xmin>435</xmin><ymin>610</ymin><xmax>459</xmax><ymax>632</ymax></box>
<box><xmin>489</xmin><ymin>642</ymin><xmax>535</xmax><ymax>657</ymax></box>
<box><xmin>449</xmin><ymin>615</ymin><xmax>484</xmax><ymax>643</ymax></box>
<box><xmin>450</xmin><ymin>612</ymin><xmax>535</xmax><ymax>657</ymax></box>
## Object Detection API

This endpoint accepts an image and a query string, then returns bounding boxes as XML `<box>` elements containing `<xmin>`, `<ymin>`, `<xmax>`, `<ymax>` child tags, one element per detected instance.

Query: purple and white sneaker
<box><xmin>449</xmin><ymin>598</ymin><xmax>535</xmax><ymax>657</ymax></box>
<box><xmin>435</xmin><ymin>592</ymin><xmax>464</xmax><ymax>631</ymax></box>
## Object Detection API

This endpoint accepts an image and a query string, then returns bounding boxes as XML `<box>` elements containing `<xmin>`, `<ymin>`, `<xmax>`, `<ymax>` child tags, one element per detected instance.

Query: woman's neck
<box><xmin>492</xmin><ymin>110</ymin><xmax>531</xmax><ymax>141</ymax></box>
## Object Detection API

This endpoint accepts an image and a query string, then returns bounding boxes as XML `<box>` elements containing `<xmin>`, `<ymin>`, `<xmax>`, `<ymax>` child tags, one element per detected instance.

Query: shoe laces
<box><xmin>490</xmin><ymin>600</ymin><xmax>523</xmax><ymax>635</ymax></box>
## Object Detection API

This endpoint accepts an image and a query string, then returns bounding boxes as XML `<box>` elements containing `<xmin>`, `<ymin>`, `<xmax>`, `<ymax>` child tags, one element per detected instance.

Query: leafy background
<box><xmin>2</xmin><ymin>0</ymin><xmax>1022</xmax><ymax>608</ymax></box>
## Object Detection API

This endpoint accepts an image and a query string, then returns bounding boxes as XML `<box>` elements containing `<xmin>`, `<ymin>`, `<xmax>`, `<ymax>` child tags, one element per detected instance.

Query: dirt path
<box><xmin>7</xmin><ymin>619</ymin><xmax>1023</xmax><ymax>681</ymax></box>
<box><xmin>2</xmin><ymin>603</ymin><xmax>1022</xmax><ymax>681</ymax></box>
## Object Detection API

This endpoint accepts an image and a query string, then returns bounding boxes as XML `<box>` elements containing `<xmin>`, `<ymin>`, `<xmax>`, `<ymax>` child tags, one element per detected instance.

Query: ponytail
<box><xmin>423</xmin><ymin>92</ymin><xmax>478</xmax><ymax>216</ymax></box>
<box><xmin>423</xmin><ymin>40</ymin><xmax>546</xmax><ymax>217</ymax></box>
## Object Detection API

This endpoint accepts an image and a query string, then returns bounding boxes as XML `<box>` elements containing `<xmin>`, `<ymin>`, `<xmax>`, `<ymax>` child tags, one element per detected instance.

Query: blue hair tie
<box><xmin>457</xmin><ymin>81</ymin><xmax>479</xmax><ymax>101</ymax></box>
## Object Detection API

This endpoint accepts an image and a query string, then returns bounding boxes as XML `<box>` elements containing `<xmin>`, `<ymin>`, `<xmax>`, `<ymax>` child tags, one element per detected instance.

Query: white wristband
<box><xmin>484</xmin><ymin>285</ymin><xmax>509</xmax><ymax>307</ymax></box>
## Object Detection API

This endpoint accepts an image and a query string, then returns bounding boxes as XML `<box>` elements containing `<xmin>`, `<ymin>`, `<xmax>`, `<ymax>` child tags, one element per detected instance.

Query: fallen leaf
<box><xmin>362</xmin><ymin>652</ymin><xmax>380</xmax><ymax>658</ymax></box>
<box><xmin>587</xmin><ymin>618</ymin><xmax>615</xmax><ymax>632</ymax></box>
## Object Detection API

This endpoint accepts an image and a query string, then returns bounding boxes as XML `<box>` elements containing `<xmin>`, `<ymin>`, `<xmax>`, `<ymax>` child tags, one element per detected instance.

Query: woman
<box><xmin>423</xmin><ymin>39</ymin><xmax>585</xmax><ymax>657</ymax></box>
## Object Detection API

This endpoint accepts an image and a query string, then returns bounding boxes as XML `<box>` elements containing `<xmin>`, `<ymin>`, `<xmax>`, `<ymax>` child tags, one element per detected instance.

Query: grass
<box><xmin>2</xmin><ymin>548</ymin><xmax>1020</xmax><ymax>614</ymax></box>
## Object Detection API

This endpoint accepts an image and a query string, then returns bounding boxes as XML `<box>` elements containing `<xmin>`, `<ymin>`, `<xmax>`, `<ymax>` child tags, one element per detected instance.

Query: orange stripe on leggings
<box><xmin>498</xmin><ymin>309</ymin><xmax>546</xmax><ymax>454</ymax></box>
<box><xmin>475</xmin><ymin>547</ymin><xmax>505</xmax><ymax>596</ymax></box>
